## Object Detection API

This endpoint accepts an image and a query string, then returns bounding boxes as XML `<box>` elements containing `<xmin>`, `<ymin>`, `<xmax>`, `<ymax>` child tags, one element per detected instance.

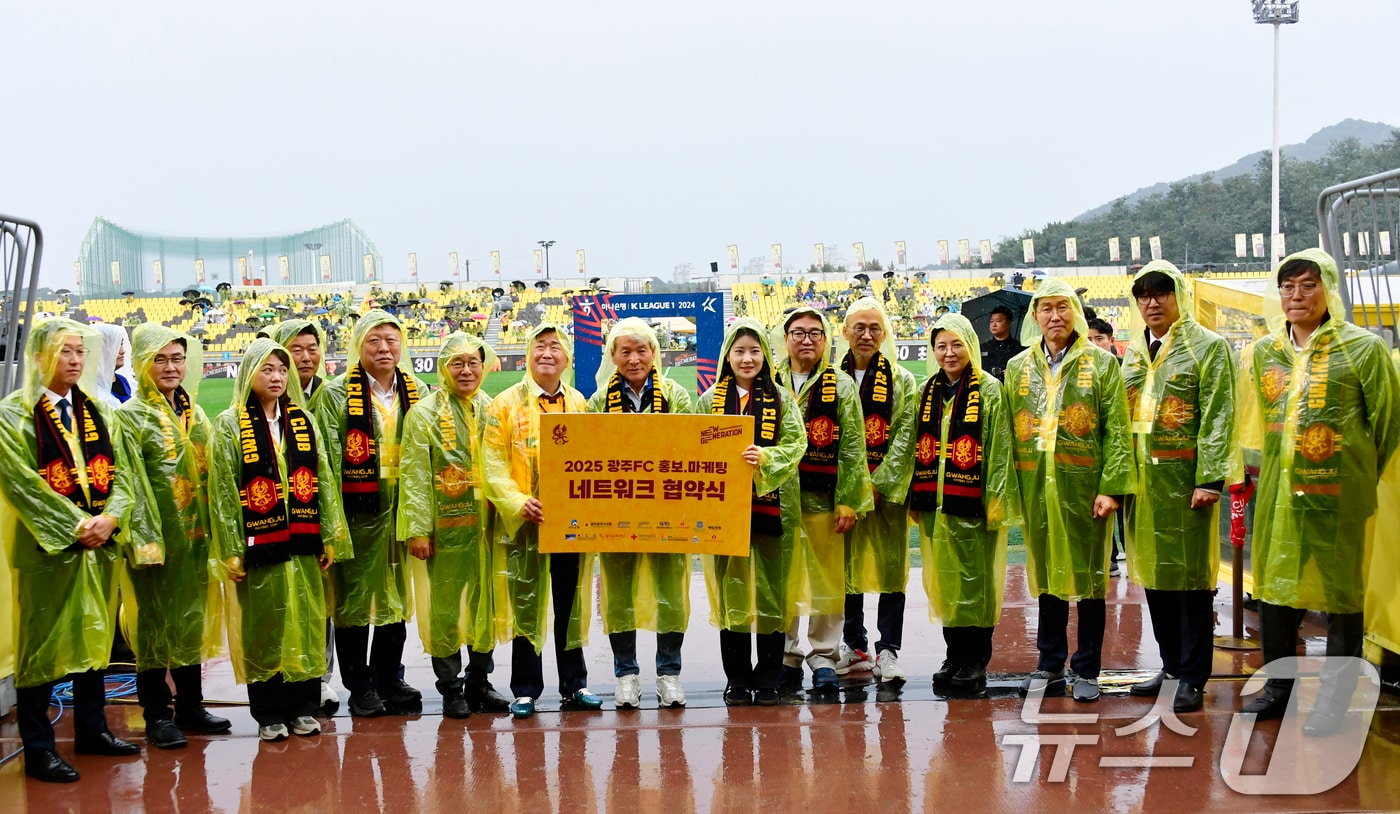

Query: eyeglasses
<box><xmin>1134</xmin><ymin>292</ymin><xmax>1172</xmax><ymax>304</ymax></box>
<box><xmin>446</xmin><ymin>359</ymin><xmax>483</xmax><ymax>373</ymax></box>
<box><xmin>1278</xmin><ymin>282</ymin><xmax>1321</xmax><ymax>296</ymax></box>
<box><xmin>849</xmin><ymin>325</ymin><xmax>884</xmax><ymax>336</ymax></box>
<box><xmin>152</xmin><ymin>355</ymin><xmax>186</xmax><ymax>367</ymax></box>
<box><xmin>786</xmin><ymin>329</ymin><xmax>826</xmax><ymax>342</ymax></box>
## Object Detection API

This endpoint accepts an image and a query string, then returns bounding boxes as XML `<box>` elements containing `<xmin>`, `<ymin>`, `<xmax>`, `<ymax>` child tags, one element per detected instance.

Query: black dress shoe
<box><xmin>378</xmin><ymin>679</ymin><xmax>423</xmax><ymax>704</ymax></box>
<box><xmin>932</xmin><ymin>660</ymin><xmax>955</xmax><ymax>685</ymax></box>
<box><xmin>174</xmin><ymin>708</ymin><xmax>232</xmax><ymax>733</ymax></box>
<box><xmin>146</xmin><ymin>720</ymin><xmax>189</xmax><ymax>749</ymax></box>
<box><xmin>1129</xmin><ymin>671</ymin><xmax>1174</xmax><ymax>697</ymax></box>
<box><xmin>464</xmin><ymin>680</ymin><xmax>511</xmax><ymax>713</ymax></box>
<box><xmin>1302</xmin><ymin>705</ymin><xmax>1349</xmax><ymax>737</ymax></box>
<box><xmin>1172</xmin><ymin>682</ymin><xmax>1204</xmax><ymax>713</ymax></box>
<box><xmin>949</xmin><ymin>665</ymin><xmax>987</xmax><ymax>690</ymax></box>
<box><xmin>723</xmin><ymin>686</ymin><xmax>753</xmax><ymax>707</ymax></box>
<box><xmin>74</xmin><ymin>731</ymin><xmax>141</xmax><ymax>756</ymax></box>
<box><xmin>442</xmin><ymin>692</ymin><xmax>471</xmax><ymax>719</ymax></box>
<box><xmin>348</xmin><ymin>689</ymin><xmax>387</xmax><ymax>717</ymax></box>
<box><xmin>753</xmin><ymin>688</ymin><xmax>780</xmax><ymax>706</ymax></box>
<box><xmin>25</xmin><ymin>749</ymin><xmax>79</xmax><ymax>783</ymax></box>
<box><xmin>1241</xmin><ymin>690</ymin><xmax>1290</xmax><ymax>720</ymax></box>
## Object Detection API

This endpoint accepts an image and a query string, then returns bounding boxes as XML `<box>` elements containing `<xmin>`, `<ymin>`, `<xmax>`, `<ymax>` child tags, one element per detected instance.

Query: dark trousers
<box><xmin>1144</xmin><ymin>588</ymin><xmax>1215</xmax><ymax>689</ymax></box>
<box><xmin>430</xmin><ymin>648</ymin><xmax>495</xmax><ymax>696</ymax></box>
<box><xmin>334</xmin><ymin>621</ymin><xmax>407</xmax><ymax>695</ymax></box>
<box><xmin>718</xmin><ymin>629</ymin><xmax>785</xmax><ymax>691</ymax></box>
<box><xmin>1036</xmin><ymin>594</ymin><xmax>1106</xmax><ymax>680</ymax></box>
<box><xmin>610</xmin><ymin>631</ymin><xmax>684</xmax><ymax>677</ymax></box>
<box><xmin>843</xmin><ymin>592</ymin><xmax>906</xmax><ymax>654</ymax></box>
<box><xmin>17</xmin><ymin>670</ymin><xmax>110</xmax><ymax>751</ymax></box>
<box><xmin>136</xmin><ymin>663</ymin><xmax>205</xmax><ymax>724</ymax></box>
<box><xmin>247</xmin><ymin>674</ymin><xmax>320</xmax><ymax>727</ymax></box>
<box><xmin>510</xmin><ymin>552</ymin><xmax>588</xmax><ymax>699</ymax></box>
<box><xmin>1259</xmin><ymin>601</ymin><xmax>1364</xmax><ymax>695</ymax></box>
<box><xmin>943</xmin><ymin>626</ymin><xmax>995</xmax><ymax>669</ymax></box>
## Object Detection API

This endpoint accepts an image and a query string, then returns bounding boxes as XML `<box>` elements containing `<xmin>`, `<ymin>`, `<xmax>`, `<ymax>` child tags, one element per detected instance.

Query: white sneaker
<box><xmin>656</xmin><ymin>675</ymin><xmax>687</xmax><ymax>708</ymax></box>
<box><xmin>290</xmin><ymin>716</ymin><xmax>321</xmax><ymax>736</ymax></box>
<box><xmin>875</xmin><ymin>649</ymin><xmax>907</xmax><ymax>684</ymax></box>
<box><xmin>835</xmin><ymin>643</ymin><xmax>875</xmax><ymax>676</ymax></box>
<box><xmin>319</xmin><ymin>683</ymin><xmax>340</xmax><ymax>716</ymax></box>
<box><xmin>258</xmin><ymin>723</ymin><xmax>289</xmax><ymax>742</ymax></box>
<box><xmin>615</xmin><ymin>674</ymin><xmax>642</xmax><ymax>709</ymax></box>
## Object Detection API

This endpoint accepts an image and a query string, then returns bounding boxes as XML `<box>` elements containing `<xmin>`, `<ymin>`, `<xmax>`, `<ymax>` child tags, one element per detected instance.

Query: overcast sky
<box><xmin>6</xmin><ymin>0</ymin><xmax>1397</xmax><ymax>287</ymax></box>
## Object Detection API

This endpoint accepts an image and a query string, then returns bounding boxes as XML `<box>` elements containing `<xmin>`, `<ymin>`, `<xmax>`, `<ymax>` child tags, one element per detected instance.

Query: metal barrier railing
<box><xmin>1316</xmin><ymin>168</ymin><xmax>1400</xmax><ymax>341</ymax></box>
<box><xmin>0</xmin><ymin>214</ymin><xmax>44</xmax><ymax>396</ymax></box>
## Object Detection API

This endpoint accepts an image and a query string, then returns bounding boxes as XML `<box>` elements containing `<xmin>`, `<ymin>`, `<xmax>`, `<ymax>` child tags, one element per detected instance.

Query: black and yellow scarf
<box><xmin>342</xmin><ymin>363</ymin><xmax>420</xmax><ymax>515</ymax></box>
<box><xmin>784</xmin><ymin>366</ymin><xmax>841</xmax><ymax>493</ymax></box>
<box><xmin>909</xmin><ymin>367</ymin><xmax>984</xmax><ymax>517</ymax></box>
<box><xmin>35</xmin><ymin>388</ymin><xmax>116</xmax><ymax>520</ymax></box>
<box><xmin>840</xmin><ymin>350</ymin><xmax>894</xmax><ymax>473</ymax></box>
<box><xmin>605</xmin><ymin>369</ymin><xmax>667</xmax><ymax>414</ymax></box>
<box><xmin>238</xmin><ymin>396</ymin><xmax>322</xmax><ymax>568</ymax></box>
<box><xmin>712</xmin><ymin>373</ymin><xmax>783</xmax><ymax>537</ymax></box>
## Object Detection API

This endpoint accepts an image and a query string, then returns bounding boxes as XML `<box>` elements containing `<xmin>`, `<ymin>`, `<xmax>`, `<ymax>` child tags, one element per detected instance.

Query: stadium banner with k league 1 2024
<box><xmin>538</xmin><ymin>413</ymin><xmax>754</xmax><ymax>556</ymax></box>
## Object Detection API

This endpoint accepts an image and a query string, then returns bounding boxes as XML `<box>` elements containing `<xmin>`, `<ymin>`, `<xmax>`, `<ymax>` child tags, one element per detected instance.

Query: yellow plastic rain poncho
<box><xmin>399</xmin><ymin>333</ymin><xmax>500</xmax><ymax>657</ymax></box>
<box><xmin>116</xmin><ymin>324</ymin><xmax>223</xmax><ymax>672</ymax></box>
<box><xmin>1121</xmin><ymin>261</ymin><xmax>1241</xmax><ymax>591</ymax></box>
<box><xmin>837</xmin><ymin>297</ymin><xmax>918</xmax><ymax>594</ymax></box>
<box><xmin>1239</xmin><ymin>248</ymin><xmax>1400</xmax><ymax>614</ymax></box>
<box><xmin>699</xmin><ymin>318</ymin><xmax>808</xmax><ymax>633</ymax></box>
<box><xmin>586</xmin><ymin>318</ymin><xmax>696</xmax><ymax>635</ymax></box>
<box><xmin>1006</xmin><ymin>278</ymin><xmax>1136</xmax><ymax>601</ymax></box>
<box><xmin>774</xmin><ymin>307</ymin><xmax>874</xmax><ymax>614</ymax></box>
<box><xmin>483</xmin><ymin>323</ymin><xmax>593</xmax><ymax>652</ymax></box>
<box><xmin>208</xmin><ymin>339</ymin><xmax>352</xmax><ymax>683</ymax></box>
<box><xmin>0</xmin><ymin>318</ymin><xmax>137</xmax><ymax>687</ymax></box>
<box><xmin>310</xmin><ymin>309</ymin><xmax>428</xmax><ymax>628</ymax></box>
<box><xmin>272</xmin><ymin>318</ymin><xmax>328</xmax><ymax>400</ymax></box>
<box><xmin>916</xmin><ymin>314</ymin><xmax>1020</xmax><ymax>626</ymax></box>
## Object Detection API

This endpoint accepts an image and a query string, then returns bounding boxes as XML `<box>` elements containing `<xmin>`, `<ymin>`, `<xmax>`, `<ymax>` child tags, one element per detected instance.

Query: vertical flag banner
<box><xmin>1381</xmin><ymin>231</ymin><xmax>1393</xmax><ymax>256</ymax></box>
<box><xmin>153</xmin><ymin>259</ymin><xmax>163</xmax><ymax>287</ymax></box>
<box><xmin>771</xmin><ymin>243</ymin><xmax>783</xmax><ymax>270</ymax></box>
<box><xmin>895</xmin><ymin>240</ymin><xmax>907</xmax><ymax>269</ymax></box>
<box><xmin>319</xmin><ymin>255</ymin><xmax>331</xmax><ymax>281</ymax></box>
<box><xmin>1108</xmin><ymin>237</ymin><xmax>1121</xmax><ymax>263</ymax></box>
<box><xmin>1235</xmin><ymin>234</ymin><xmax>1247</xmax><ymax>258</ymax></box>
<box><xmin>1064</xmin><ymin>238</ymin><xmax>1078</xmax><ymax>263</ymax></box>
<box><xmin>1271</xmin><ymin>233</ymin><xmax>1285</xmax><ymax>259</ymax></box>
<box><xmin>814</xmin><ymin>243</ymin><xmax>826</xmax><ymax>268</ymax></box>
<box><xmin>853</xmin><ymin>242</ymin><xmax>866</xmax><ymax>270</ymax></box>
<box><xmin>237</xmin><ymin>256</ymin><xmax>248</xmax><ymax>285</ymax></box>
<box><xmin>491</xmin><ymin>250</ymin><xmax>501</xmax><ymax>276</ymax></box>
<box><xmin>1343</xmin><ymin>233</ymin><xmax>1352</xmax><ymax>257</ymax></box>
<box><xmin>1318</xmin><ymin>232</ymin><xmax>1324</xmax><ymax>249</ymax></box>
<box><xmin>449</xmin><ymin>251</ymin><xmax>460</xmax><ymax>280</ymax></box>
<box><xmin>1130</xmin><ymin>236</ymin><xmax>1142</xmax><ymax>262</ymax></box>
<box><xmin>937</xmin><ymin>240</ymin><xmax>950</xmax><ymax>266</ymax></box>
<box><xmin>957</xmin><ymin>239</ymin><xmax>971</xmax><ymax>265</ymax></box>
<box><xmin>111</xmin><ymin>261</ymin><xmax>121</xmax><ymax>286</ymax></box>
<box><xmin>1023</xmin><ymin>238</ymin><xmax>1036</xmax><ymax>264</ymax></box>
<box><xmin>363</xmin><ymin>254</ymin><xmax>375</xmax><ymax>281</ymax></box>
<box><xmin>979</xmin><ymin>239</ymin><xmax>992</xmax><ymax>265</ymax></box>
<box><xmin>407</xmin><ymin>253</ymin><xmax>418</xmax><ymax>280</ymax></box>
<box><xmin>533</xmin><ymin>249</ymin><xmax>544</xmax><ymax>276</ymax></box>
<box><xmin>74</xmin><ymin>261</ymin><xmax>82</xmax><ymax>287</ymax></box>
<box><xmin>279</xmin><ymin>255</ymin><xmax>290</xmax><ymax>282</ymax></box>
<box><xmin>1252</xmin><ymin>233</ymin><xmax>1266</xmax><ymax>258</ymax></box>
<box><xmin>195</xmin><ymin>258</ymin><xmax>206</xmax><ymax>283</ymax></box>
<box><xmin>1149</xmin><ymin>235</ymin><xmax>1163</xmax><ymax>260</ymax></box>
<box><xmin>727</xmin><ymin>244</ymin><xmax>739</xmax><ymax>270</ymax></box>
<box><xmin>577</xmin><ymin>249</ymin><xmax>586</xmax><ymax>276</ymax></box>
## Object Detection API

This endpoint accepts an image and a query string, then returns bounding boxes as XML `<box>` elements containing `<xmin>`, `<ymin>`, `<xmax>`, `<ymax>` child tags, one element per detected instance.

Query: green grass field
<box><xmin>194</xmin><ymin>361</ymin><xmax>932</xmax><ymax>417</ymax></box>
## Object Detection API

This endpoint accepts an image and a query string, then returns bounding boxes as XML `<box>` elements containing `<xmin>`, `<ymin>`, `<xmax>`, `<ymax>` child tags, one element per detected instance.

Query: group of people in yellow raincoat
<box><xmin>7</xmin><ymin>246</ymin><xmax>1395</xmax><ymax>778</ymax></box>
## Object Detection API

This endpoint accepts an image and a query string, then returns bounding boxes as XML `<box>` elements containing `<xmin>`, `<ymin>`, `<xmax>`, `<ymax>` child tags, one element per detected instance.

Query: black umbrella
<box><xmin>491</xmin><ymin>287</ymin><xmax>505</xmax><ymax>298</ymax></box>
<box><xmin>121</xmin><ymin>290</ymin><xmax>135</xmax><ymax>297</ymax></box>
<box><xmin>510</xmin><ymin>281</ymin><xmax>526</xmax><ymax>292</ymax></box>
<box><xmin>960</xmin><ymin>289</ymin><xmax>1033</xmax><ymax>346</ymax></box>
<box><xmin>216</xmin><ymin>282</ymin><xmax>232</xmax><ymax>292</ymax></box>
<box><xmin>182</xmin><ymin>287</ymin><xmax>200</xmax><ymax>299</ymax></box>
<box><xmin>588</xmin><ymin>277</ymin><xmax>601</xmax><ymax>287</ymax></box>
<box><xmin>989</xmin><ymin>271</ymin><xmax>1006</xmax><ymax>279</ymax></box>
<box><xmin>179</xmin><ymin>298</ymin><xmax>192</xmax><ymax>306</ymax></box>
<box><xmin>534</xmin><ymin>280</ymin><xmax>550</xmax><ymax>291</ymax></box>
<box><xmin>883</xmin><ymin>271</ymin><xmax>895</xmax><ymax>280</ymax></box>
<box><xmin>55</xmin><ymin>288</ymin><xmax>71</xmax><ymax>296</ymax></box>
<box><xmin>194</xmin><ymin>297</ymin><xmax>214</xmax><ymax>307</ymax></box>
<box><xmin>852</xmin><ymin>273</ymin><xmax>870</xmax><ymax>285</ymax></box>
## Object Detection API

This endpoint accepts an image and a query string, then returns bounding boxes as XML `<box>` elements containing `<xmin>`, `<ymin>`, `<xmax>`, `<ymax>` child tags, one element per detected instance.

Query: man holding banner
<box><xmin>484</xmin><ymin>323</ymin><xmax>602</xmax><ymax>718</ymax></box>
<box><xmin>837</xmin><ymin>298</ymin><xmax>916</xmax><ymax>683</ymax></box>
<box><xmin>586</xmin><ymin>318</ymin><xmax>695</xmax><ymax>709</ymax></box>
<box><xmin>777</xmin><ymin>307</ymin><xmax>873</xmax><ymax>691</ymax></box>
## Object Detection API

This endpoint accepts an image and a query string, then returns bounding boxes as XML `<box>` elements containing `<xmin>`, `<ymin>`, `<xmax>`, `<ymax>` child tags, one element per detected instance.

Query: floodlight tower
<box><xmin>1253</xmin><ymin>1</ymin><xmax>1299</xmax><ymax>264</ymax></box>
<box><xmin>538</xmin><ymin>240</ymin><xmax>556</xmax><ymax>280</ymax></box>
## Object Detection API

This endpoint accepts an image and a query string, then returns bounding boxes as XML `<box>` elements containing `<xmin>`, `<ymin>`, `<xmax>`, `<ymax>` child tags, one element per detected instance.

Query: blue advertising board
<box><xmin>571</xmin><ymin>292</ymin><xmax>725</xmax><ymax>398</ymax></box>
